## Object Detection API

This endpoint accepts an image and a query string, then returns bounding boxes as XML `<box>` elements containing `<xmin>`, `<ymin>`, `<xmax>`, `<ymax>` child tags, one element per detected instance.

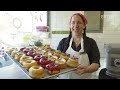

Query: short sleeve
<box><xmin>57</xmin><ymin>38</ymin><xmax>69</xmax><ymax>53</ymax></box>
<box><xmin>89</xmin><ymin>39</ymin><xmax>100</xmax><ymax>65</ymax></box>
<box><xmin>57</xmin><ymin>39</ymin><xmax>64</xmax><ymax>52</ymax></box>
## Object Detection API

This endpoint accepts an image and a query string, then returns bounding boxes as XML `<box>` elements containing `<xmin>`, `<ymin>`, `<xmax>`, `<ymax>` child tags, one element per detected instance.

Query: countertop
<box><xmin>0</xmin><ymin>57</ymin><xmax>30</xmax><ymax>79</ymax></box>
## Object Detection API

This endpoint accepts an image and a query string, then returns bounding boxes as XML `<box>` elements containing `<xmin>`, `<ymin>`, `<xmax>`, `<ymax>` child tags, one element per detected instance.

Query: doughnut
<box><xmin>53</xmin><ymin>50</ymin><xmax>62</xmax><ymax>58</ymax></box>
<box><xmin>38</xmin><ymin>57</ymin><xmax>53</xmax><ymax>68</ymax></box>
<box><xmin>14</xmin><ymin>52</ymin><xmax>25</xmax><ymax>61</ymax></box>
<box><xmin>20</xmin><ymin>47</ymin><xmax>26</xmax><ymax>52</ymax></box>
<box><xmin>60</xmin><ymin>53</ymin><xmax>70</xmax><ymax>61</ymax></box>
<box><xmin>45</xmin><ymin>63</ymin><xmax>61</xmax><ymax>75</ymax></box>
<box><xmin>29</xmin><ymin>66</ymin><xmax>45</xmax><ymax>79</ymax></box>
<box><xmin>44</xmin><ymin>45</ymin><xmax>50</xmax><ymax>49</ymax></box>
<box><xmin>7</xmin><ymin>48</ymin><xmax>16</xmax><ymax>54</ymax></box>
<box><xmin>55</xmin><ymin>58</ymin><xmax>67</xmax><ymax>69</ymax></box>
<box><xmin>49</xmin><ymin>55</ymin><xmax>58</xmax><ymax>62</ymax></box>
<box><xmin>44</xmin><ymin>47</ymin><xmax>51</xmax><ymax>52</ymax></box>
<box><xmin>48</xmin><ymin>49</ymin><xmax>55</xmax><ymax>55</ymax></box>
<box><xmin>19</xmin><ymin>55</ymin><xmax>33</xmax><ymax>65</ymax></box>
<box><xmin>11</xmin><ymin>49</ymin><xmax>19</xmax><ymax>58</ymax></box>
<box><xmin>43</xmin><ymin>52</ymin><xmax>53</xmax><ymax>58</ymax></box>
<box><xmin>66</xmin><ymin>57</ymin><xmax>79</xmax><ymax>68</ymax></box>
<box><xmin>23</xmin><ymin>60</ymin><xmax>37</xmax><ymax>71</ymax></box>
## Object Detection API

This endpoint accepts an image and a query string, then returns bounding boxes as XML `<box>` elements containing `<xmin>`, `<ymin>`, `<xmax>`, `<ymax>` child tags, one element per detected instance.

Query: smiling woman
<box><xmin>57</xmin><ymin>13</ymin><xmax>100</xmax><ymax>79</ymax></box>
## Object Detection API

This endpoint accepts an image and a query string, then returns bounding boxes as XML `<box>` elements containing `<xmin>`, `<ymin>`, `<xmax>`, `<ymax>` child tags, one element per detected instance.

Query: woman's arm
<box><xmin>57</xmin><ymin>39</ymin><xmax>63</xmax><ymax>51</ymax></box>
<box><xmin>75</xmin><ymin>63</ymin><xmax>100</xmax><ymax>74</ymax></box>
<box><xmin>85</xmin><ymin>63</ymin><xmax>100</xmax><ymax>73</ymax></box>
<box><xmin>57</xmin><ymin>38</ymin><xmax>68</xmax><ymax>53</ymax></box>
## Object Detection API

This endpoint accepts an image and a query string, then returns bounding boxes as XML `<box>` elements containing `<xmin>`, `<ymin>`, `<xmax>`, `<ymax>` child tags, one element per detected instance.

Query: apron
<box><xmin>58</xmin><ymin>37</ymin><xmax>94</xmax><ymax>79</ymax></box>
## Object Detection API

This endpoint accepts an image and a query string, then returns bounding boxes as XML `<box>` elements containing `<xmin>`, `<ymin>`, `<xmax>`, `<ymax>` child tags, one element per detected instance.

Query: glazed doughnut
<box><xmin>44</xmin><ymin>52</ymin><xmax>53</xmax><ymax>57</ymax></box>
<box><xmin>53</xmin><ymin>51</ymin><xmax>62</xmax><ymax>58</ymax></box>
<box><xmin>14</xmin><ymin>52</ymin><xmax>25</xmax><ymax>61</ymax></box>
<box><xmin>55</xmin><ymin>58</ymin><xmax>67</xmax><ymax>69</ymax></box>
<box><xmin>45</xmin><ymin>63</ymin><xmax>61</xmax><ymax>75</ymax></box>
<box><xmin>38</xmin><ymin>57</ymin><xmax>53</xmax><ymax>68</ymax></box>
<box><xmin>60</xmin><ymin>53</ymin><xmax>70</xmax><ymax>61</ymax></box>
<box><xmin>39</xmin><ymin>46</ymin><xmax>45</xmax><ymax>50</ymax></box>
<box><xmin>48</xmin><ymin>49</ymin><xmax>55</xmax><ymax>55</ymax></box>
<box><xmin>44</xmin><ymin>47</ymin><xmax>51</xmax><ymax>52</ymax></box>
<box><xmin>41</xmin><ymin>50</ymin><xmax>46</xmax><ymax>55</ymax></box>
<box><xmin>66</xmin><ymin>58</ymin><xmax>79</xmax><ymax>68</ymax></box>
<box><xmin>49</xmin><ymin>55</ymin><xmax>58</xmax><ymax>62</ymax></box>
<box><xmin>11</xmin><ymin>49</ymin><xmax>19</xmax><ymax>58</ymax></box>
<box><xmin>44</xmin><ymin>45</ymin><xmax>50</xmax><ymax>49</ymax></box>
<box><xmin>42</xmin><ymin>52</ymin><xmax>49</xmax><ymax>58</ymax></box>
<box><xmin>23</xmin><ymin>60</ymin><xmax>37</xmax><ymax>71</ymax></box>
<box><xmin>19</xmin><ymin>55</ymin><xmax>33</xmax><ymax>65</ymax></box>
<box><xmin>29</xmin><ymin>66</ymin><xmax>45</xmax><ymax>79</ymax></box>
<box><xmin>34</xmin><ymin>49</ymin><xmax>45</xmax><ymax>56</ymax></box>
<box><xmin>7</xmin><ymin>48</ymin><xmax>16</xmax><ymax>54</ymax></box>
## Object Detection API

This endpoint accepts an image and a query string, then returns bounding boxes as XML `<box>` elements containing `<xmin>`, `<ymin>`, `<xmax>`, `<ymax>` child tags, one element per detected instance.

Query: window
<box><xmin>84</xmin><ymin>11</ymin><xmax>104</xmax><ymax>33</ymax></box>
<box><xmin>0</xmin><ymin>11</ymin><xmax>48</xmax><ymax>47</ymax></box>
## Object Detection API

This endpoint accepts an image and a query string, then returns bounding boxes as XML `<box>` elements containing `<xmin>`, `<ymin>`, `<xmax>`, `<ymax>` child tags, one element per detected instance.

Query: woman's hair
<box><xmin>68</xmin><ymin>13</ymin><xmax>88</xmax><ymax>53</ymax></box>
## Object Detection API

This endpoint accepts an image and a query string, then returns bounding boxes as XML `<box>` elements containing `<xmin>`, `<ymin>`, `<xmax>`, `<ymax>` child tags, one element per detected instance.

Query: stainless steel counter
<box><xmin>0</xmin><ymin>57</ymin><xmax>30</xmax><ymax>79</ymax></box>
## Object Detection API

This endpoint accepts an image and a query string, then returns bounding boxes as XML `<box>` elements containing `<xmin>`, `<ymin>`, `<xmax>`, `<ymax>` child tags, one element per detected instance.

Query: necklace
<box><xmin>73</xmin><ymin>36</ymin><xmax>82</xmax><ymax>47</ymax></box>
<box><xmin>74</xmin><ymin>41</ymin><xmax>80</xmax><ymax>48</ymax></box>
<box><xmin>74</xmin><ymin>39</ymin><xmax>81</xmax><ymax>45</ymax></box>
<box><xmin>75</xmin><ymin>42</ymin><xmax>80</xmax><ymax>45</ymax></box>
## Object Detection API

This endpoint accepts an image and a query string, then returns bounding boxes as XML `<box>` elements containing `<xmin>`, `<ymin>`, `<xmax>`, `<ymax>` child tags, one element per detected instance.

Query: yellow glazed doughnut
<box><xmin>14</xmin><ymin>52</ymin><xmax>25</xmax><ymax>61</ymax></box>
<box><xmin>29</xmin><ymin>66</ymin><xmax>45</xmax><ymax>79</ymax></box>
<box><xmin>23</xmin><ymin>60</ymin><xmax>37</xmax><ymax>71</ymax></box>
<box><xmin>19</xmin><ymin>55</ymin><xmax>33</xmax><ymax>65</ymax></box>
<box><xmin>55</xmin><ymin>58</ymin><xmax>67</xmax><ymax>69</ymax></box>
<box><xmin>66</xmin><ymin>58</ymin><xmax>79</xmax><ymax>68</ymax></box>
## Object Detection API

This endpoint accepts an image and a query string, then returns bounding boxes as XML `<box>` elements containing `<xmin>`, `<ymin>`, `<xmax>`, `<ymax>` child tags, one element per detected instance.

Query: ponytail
<box><xmin>83</xmin><ymin>26</ymin><xmax>87</xmax><ymax>53</ymax></box>
<box><xmin>67</xmin><ymin>29</ymin><xmax>72</xmax><ymax>46</ymax></box>
<box><xmin>68</xmin><ymin>29</ymin><xmax>72</xmax><ymax>40</ymax></box>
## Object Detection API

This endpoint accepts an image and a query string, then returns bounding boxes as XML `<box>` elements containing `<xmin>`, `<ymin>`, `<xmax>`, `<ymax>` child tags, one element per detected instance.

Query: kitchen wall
<box><xmin>0</xmin><ymin>11</ymin><xmax>48</xmax><ymax>47</ymax></box>
<box><xmin>49</xmin><ymin>11</ymin><xmax>120</xmax><ymax>58</ymax></box>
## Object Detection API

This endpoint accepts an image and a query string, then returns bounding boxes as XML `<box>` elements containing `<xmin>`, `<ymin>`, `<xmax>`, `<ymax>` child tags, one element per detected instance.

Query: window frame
<box><xmin>84</xmin><ymin>11</ymin><xmax>104</xmax><ymax>33</ymax></box>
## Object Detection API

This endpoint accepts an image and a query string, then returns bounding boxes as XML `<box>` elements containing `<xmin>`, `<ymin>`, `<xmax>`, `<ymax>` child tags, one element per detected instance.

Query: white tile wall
<box><xmin>50</xmin><ymin>34</ymin><xmax>68</xmax><ymax>50</ymax></box>
<box><xmin>50</xmin><ymin>11</ymin><xmax>120</xmax><ymax>58</ymax></box>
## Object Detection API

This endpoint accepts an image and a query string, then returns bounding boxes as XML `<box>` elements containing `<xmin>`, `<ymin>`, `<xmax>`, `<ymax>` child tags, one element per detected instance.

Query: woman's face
<box><xmin>70</xmin><ymin>15</ymin><xmax>85</xmax><ymax>36</ymax></box>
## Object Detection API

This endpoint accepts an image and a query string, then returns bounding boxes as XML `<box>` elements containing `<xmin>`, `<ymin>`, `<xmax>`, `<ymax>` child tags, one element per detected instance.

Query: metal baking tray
<box><xmin>4</xmin><ymin>52</ymin><xmax>31</xmax><ymax>79</ymax></box>
<box><xmin>4</xmin><ymin>52</ymin><xmax>78</xmax><ymax>79</ymax></box>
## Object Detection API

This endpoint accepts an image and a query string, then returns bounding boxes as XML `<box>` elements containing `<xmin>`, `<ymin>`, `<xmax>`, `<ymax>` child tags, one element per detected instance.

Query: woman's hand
<box><xmin>74</xmin><ymin>63</ymin><xmax>100</xmax><ymax>75</ymax></box>
<box><xmin>74</xmin><ymin>65</ymin><xmax>88</xmax><ymax>75</ymax></box>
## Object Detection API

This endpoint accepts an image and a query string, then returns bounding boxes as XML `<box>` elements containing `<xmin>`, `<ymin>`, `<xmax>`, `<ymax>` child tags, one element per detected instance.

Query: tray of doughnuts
<box><xmin>5</xmin><ymin>45</ymin><xmax>79</xmax><ymax>79</ymax></box>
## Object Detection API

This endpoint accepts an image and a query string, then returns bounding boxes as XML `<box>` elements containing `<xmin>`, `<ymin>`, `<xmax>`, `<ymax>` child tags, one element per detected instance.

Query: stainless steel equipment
<box><xmin>105</xmin><ymin>44</ymin><xmax>120</xmax><ymax>78</ymax></box>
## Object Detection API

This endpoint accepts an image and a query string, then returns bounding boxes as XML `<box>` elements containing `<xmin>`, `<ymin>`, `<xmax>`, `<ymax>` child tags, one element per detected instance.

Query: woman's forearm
<box><xmin>75</xmin><ymin>63</ymin><xmax>100</xmax><ymax>74</ymax></box>
<box><xmin>86</xmin><ymin>63</ymin><xmax>100</xmax><ymax>73</ymax></box>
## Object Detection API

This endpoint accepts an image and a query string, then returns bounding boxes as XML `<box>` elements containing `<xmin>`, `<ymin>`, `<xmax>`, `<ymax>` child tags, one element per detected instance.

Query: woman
<box><xmin>57</xmin><ymin>13</ymin><xmax>100</xmax><ymax>79</ymax></box>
